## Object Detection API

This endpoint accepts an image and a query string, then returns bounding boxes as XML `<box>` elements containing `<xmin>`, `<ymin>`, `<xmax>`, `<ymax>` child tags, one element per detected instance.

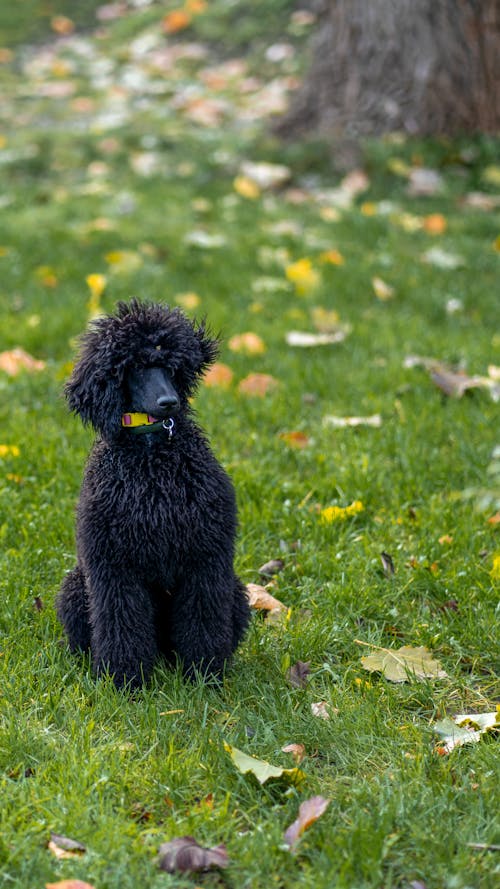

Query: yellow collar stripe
<box><xmin>121</xmin><ymin>413</ymin><xmax>157</xmax><ymax>427</ymax></box>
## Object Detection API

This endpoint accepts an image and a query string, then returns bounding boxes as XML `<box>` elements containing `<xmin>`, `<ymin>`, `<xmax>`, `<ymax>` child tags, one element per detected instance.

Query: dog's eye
<box><xmin>155</xmin><ymin>345</ymin><xmax>162</xmax><ymax>351</ymax></box>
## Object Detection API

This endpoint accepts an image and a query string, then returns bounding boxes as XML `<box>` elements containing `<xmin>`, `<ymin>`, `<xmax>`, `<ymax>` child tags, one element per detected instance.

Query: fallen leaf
<box><xmin>311</xmin><ymin>701</ymin><xmax>331</xmax><ymax>720</ymax></box>
<box><xmin>48</xmin><ymin>833</ymin><xmax>86</xmax><ymax>860</ymax></box>
<box><xmin>380</xmin><ymin>552</ymin><xmax>395</xmax><ymax>576</ymax></box>
<box><xmin>175</xmin><ymin>291</ymin><xmax>200</xmax><ymax>310</ymax></box>
<box><xmin>238</xmin><ymin>373</ymin><xmax>279</xmax><ymax>396</ymax></box>
<box><xmin>0</xmin><ymin>348</ymin><xmax>45</xmax><ymax>376</ymax></box>
<box><xmin>46</xmin><ymin>881</ymin><xmax>96</xmax><ymax>889</ymax></box>
<box><xmin>323</xmin><ymin>414</ymin><xmax>382</xmax><ymax>429</ymax></box>
<box><xmin>431</xmin><ymin>367</ymin><xmax>500</xmax><ymax>400</ymax></box>
<box><xmin>158</xmin><ymin>836</ymin><xmax>228</xmax><ymax>873</ymax></box>
<box><xmin>223</xmin><ymin>742</ymin><xmax>304</xmax><ymax>786</ymax></box>
<box><xmin>287</xmin><ymin>660</ymin><xmax>310</xmax><ymax>688</ymax></box>
<box><xmin>319</xmin><ymin>249</ymin><xmax>344</xmax><ymax>266</ymax></box>
<box><xmin>240</xmin><ymin>161</ymin><xmax>291</xmax><ymax>189</ymax></box>
<box><xmin>228</xmin><ymin>332</ymin><xmax>266</xmax><ymax>355</ymax></box>
<box><xmin>407</xmin><ymin>167</ymin><xmax>444</xmax><ymax>196</ymax></box>
<box><xmin>233</xmin><ymin>175</ymin><xmax>260</xmax><ymax>199</ymax></box>
<box><xmin>285</xmin><ymin>330</ymin><xmax>347</xmax><ymax>347</ymax></box>
<box><xmin>284</xmin><ymin>796</ymin><xmax>330</xmax><ymax>850</ymax></box>
<box><xmin>372</xmin><ymin>276</ymin><xmax>395</xmax><ymax>301</ymax></box>
<box><xmin>421</xmin><ymin>247</ymin><xmax>465</xmax><ymax>269</ymax></box>
<box><xmin>434</xmin><ymin>709</ymin><xmax>500</xmax><ymax>753</ymax></box>
<box><xmin>423</xmin><ymin>213</ymin><xmax>447</xmax><ymax>234</ymax></box>
<box><xmin>341</xmin><ymin>169</ymin><xmax>370</xmax><ymax>196</ymax></box>
<box><xmin>162</xmin><ymin>10</ymin><xmax>192</xmax><ymax>34</ymax></box>
<box><xmin>279</xmin><ymin>431</ymin><xmax>310</xmax><ymax>449</ymax></box>
<box><xmin>281</xmin><ymin>743</ymin><xmax>306</xmax><ymax>764</ymax></box>
<box><xmin>358</xmin><ymin>643</ymin><xmax>447</xmax><ymax>683</ymax></box>
<box><xmin>203</xmin><ymin>363</ymin><xmax>234</xmax><ymax>388</ymax></box>
<box><xmin>310</xmin><ymin>306</ymin><xmax>344</xmax><ymax>333</ymax></box>
<box><xmin>258</xmin><ymin>559</ymin><xmax>284</xmax><ymax>577</ymax></box>
<box><xmin>51</xmin><ymin>15</ymin><xmax>74</xmax><ymax>34</ymax></box>
<box><xmin>246</xmin><ymin>583</ymin><xmax>286</xmax><ymax>613</ymax></box>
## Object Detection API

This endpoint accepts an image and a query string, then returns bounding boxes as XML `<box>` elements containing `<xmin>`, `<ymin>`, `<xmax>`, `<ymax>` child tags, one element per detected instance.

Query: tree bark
<box><xmin>276</xmin><ymin>0</ymin><xmax>500</xmax><ymax>162</ymax></box>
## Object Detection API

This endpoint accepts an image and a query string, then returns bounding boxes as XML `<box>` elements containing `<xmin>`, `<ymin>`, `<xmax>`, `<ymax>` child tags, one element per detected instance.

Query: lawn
<box><xmin>0</xmin><ymin>2</ymin><xmax>499</xmax><ymax>888</ymax></box>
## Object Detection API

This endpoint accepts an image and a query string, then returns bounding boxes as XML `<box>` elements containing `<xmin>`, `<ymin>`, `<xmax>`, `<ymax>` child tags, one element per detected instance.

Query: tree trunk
<box><xmin>276</xmin><ymin>0</ymin><xmax>500</xmax><ymax>163</ymax></box>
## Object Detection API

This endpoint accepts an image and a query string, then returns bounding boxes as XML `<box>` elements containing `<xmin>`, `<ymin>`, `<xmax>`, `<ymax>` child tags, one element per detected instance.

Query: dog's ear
<box><xmin>65</xmin><ymin>322</ymin><xmax>124</xmax><ymax>439</ymax></box>
<box><xmin>193</xmin><ymin>320</ymin><xmax>219</xmax><ymax>371</ymax></box>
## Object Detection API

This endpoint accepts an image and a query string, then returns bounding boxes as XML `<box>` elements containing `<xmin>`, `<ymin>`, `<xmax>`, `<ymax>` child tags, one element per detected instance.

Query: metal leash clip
<box><xmin>163</xmin><ymin>417</ymin><xmax>175</xmax><ymax>438</ymax></box>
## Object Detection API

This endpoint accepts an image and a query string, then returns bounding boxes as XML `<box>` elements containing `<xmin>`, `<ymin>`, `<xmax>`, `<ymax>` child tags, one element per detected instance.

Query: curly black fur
<box><xmin>57</xmin><ymin>299</ymin><xmax>250</xmax><ymax>688</ymax></box>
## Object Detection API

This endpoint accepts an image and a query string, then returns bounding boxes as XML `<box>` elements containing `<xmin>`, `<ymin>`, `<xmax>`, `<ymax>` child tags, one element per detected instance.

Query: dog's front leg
<box><xmin>87</xmin><ymin>569</ymin><xmax>157</xmax><ymax>688</ymax></box>
<box><xmin>170</xmin><ymin>569</ymin><xmax>236</xmax><ymax>682</ymax></box>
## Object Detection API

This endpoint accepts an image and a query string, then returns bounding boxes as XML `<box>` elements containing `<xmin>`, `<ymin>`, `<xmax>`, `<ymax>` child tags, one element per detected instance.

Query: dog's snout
<box><xmin>157</xmin><ymin>394</ymin><xmax>179</xmax><ymax>409</ymax></box>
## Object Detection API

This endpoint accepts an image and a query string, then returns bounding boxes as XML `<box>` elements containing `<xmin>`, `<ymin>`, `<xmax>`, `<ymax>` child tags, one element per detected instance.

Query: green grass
<box><xmin>0</xmin><ymin>2</ymin><xmax>499</xmax><ymax>888</ymax></box>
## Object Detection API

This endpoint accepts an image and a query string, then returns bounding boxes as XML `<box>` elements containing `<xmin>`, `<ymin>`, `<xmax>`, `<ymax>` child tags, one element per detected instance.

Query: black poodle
<box><xmin>57</xmin><ymin>299</ymin><xmax>250</xmax><ymax>688</ymax></box>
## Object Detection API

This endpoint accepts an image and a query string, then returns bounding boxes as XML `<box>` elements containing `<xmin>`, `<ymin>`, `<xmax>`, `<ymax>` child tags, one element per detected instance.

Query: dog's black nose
<box><xmin>157</xmin><ymin>394</ymin><xmax>179</xmax><ymax>409</ymax></box>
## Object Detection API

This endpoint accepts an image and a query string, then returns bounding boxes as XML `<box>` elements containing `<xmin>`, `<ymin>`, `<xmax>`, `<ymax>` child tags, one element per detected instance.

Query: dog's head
<box><xmin>65</xmin><ymin>299</ymin><xmax>219</xmax><ymax>439</ymax></box>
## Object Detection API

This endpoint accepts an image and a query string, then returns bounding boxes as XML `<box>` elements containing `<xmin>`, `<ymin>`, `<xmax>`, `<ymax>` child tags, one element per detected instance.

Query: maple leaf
<box><xmin>358</xmin><ymin>643</ymin><xmax>447</xmax><ymax>682</ymax></box>
<box><xmin>284</xmin><ymin>796</ymin><xmax>330</xmax><ymax>850</ymax></box>
<box><xmin>223</xmin><ymin>742</ymin><xmax>305</xmax><ymax>786</ymax></box>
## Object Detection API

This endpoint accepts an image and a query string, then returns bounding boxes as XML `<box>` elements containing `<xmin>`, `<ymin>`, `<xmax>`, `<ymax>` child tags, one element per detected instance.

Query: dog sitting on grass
<box><xmin>57</xmin><ymin>299</ymin><xmax>250</xmax><ymax>688</ymax></box>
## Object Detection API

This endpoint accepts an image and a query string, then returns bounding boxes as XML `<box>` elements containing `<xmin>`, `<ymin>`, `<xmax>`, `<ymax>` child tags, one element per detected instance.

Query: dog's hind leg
<box><xmin>56</xmin><ymin>565</ymin><xmax>91</xmax><ymax>652</ymax></box>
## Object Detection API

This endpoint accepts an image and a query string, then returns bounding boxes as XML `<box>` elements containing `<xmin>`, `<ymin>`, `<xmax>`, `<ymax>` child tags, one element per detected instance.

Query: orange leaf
<box><xmin>281</xmin><ymin>743</ymin><xmax>306</xmax><ymax>764</ymax></box>
<box><xmin>162</xmin><ymin>10</ymin><xmax>191</xmax><ymax>33</ymax></box>
<box><xmin>46</xmin><ymin>881</ymin><xmax>96</xmax><ymax>889</ymax></box>
<box><xmin>203</xmin><ymin>363</ymin><xmax>234</xmax><ymax>388</ymax></box>
<box><xmin>487</xmin><ymin>512</ymin><xmax>500</xmax><ymax>525</ymax></box>
<box><xmin>228</xmin><ymin>332</ymin><xmax>266</xmax><ymax>355</ymax></box>
<box><xmin>51</xmin><ymin>15</ymin><xmax>74</xmax><ymax>35</ymax></box>
<box><xmin>279</xmin><ymin>431</ymin><xmax>310</xmax><ymax>449</ymax></box>
<box><xmin>246</xmin><ymin>583</ymin><xmax>286</xmax><ymax>613</ymax></box>
<box><xmin>284</xmin><ymin>796</ymin><xmax>330</xmax><ymax>850</ymax></box>
<box><xmin>423</xmin><ymin>213</ymin><xmax>447</xmax><ymax>235</ymax></box>
<box><xmin>0</xmin><ymin>348</ymin><xmax>45</xmax><ymax>376</ymax></box>
<box><xmin>238</xmin><ymin>373</ymin><xmax>279</xmax><ymax>397</ymax></box>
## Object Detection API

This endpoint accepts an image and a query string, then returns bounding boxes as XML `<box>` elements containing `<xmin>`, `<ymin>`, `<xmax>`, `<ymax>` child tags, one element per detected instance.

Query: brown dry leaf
<box><xmin>238</xmin><ymin>373</ymin><xmax>279</xmax><ymax>397</ymax></box>
<box><xmin>228</xmin><ymin>332</ymin><xmax>266</xmax><ymax>355</ymax></box>
<box><xmin>311</xmin><ymin>701</ymin><xmax>330</xmax><ymax>720</ymax></box>
<box><xmin>281</xmin><ymin>743</ymin><xmax>306</xmax><ymax>764</ymax></box>
<box><xmin>158</xmin><ymin>836</ymin><xmax>228</xmax><ymax>873</ymax></box>
<box><xmin>246</xmin><ymin>583</ymin><xmax>286</xmax><ymax>614</ymax></box>
<box><xmin>48</xmin><ymin>833</ymin><xmax>86</xmax><ymax>860</ymax></box>
<box><xmin>0</xmin><ymin>347</ymin><xmax>46</xmax><ymax>376</ymax></box>
<box><xmin>380</xmin><ymin>552</ymin><xmax>395</xmax><ymax>576</ymax></box>
<box><xmin>284</xmin><ymin>796</ymin><xmax>331</xmax><ymax>850</ymax></box>
<box><xmin>431</xmin><ymin>367</ymin><xmax>498</xmax><ymax>399</ymax></box>
<box><xmin>279</xmin><ymin>431</ymin><xmax>310</xmax><ymax>449</ymax></box>
<box><xmin>203</xmin><ymin>362</ymin><xmax>234</xmax><ymax>388</ymax></box>
<box><xmin>46</xmin><ymin>881</ymin><xmax>96</xmax><ymax>889</ymax></box>
<box><xmin>287</xmin><ymin>660</ymin><xmax>311</xmax><ymax>689</ymax></box>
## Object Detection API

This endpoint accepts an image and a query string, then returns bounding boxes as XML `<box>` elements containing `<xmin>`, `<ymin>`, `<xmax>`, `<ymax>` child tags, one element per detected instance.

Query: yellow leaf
<box><xmin>246</xmin><ymin>583</ymin><xmax>287</xmax><ymax>613</ymax></box>
<box><xmin>233</xmin><ymin>176</ymin><xmax>260</xmax><ymax>200</ymax></box>
<box><xmin>372</xmin><ymin>276</ymin><xmax>395</xmax><ymax>301</ymax></box>
<box><xmin>175</xmin><ymin>291</ymin><xmax>200</xmax><ymax>310</ymax></box>
<box><xmin>319</xmin><ymin>249</ymin><xmax>344</xmax><ymax>265</ymax></box>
